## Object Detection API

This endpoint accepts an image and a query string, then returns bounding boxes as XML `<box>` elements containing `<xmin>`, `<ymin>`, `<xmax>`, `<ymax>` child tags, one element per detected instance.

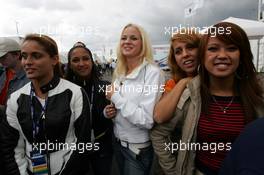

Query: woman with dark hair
<box><xmin>66</xmin><ymin>45</ymin><xmax>101</xmax><ymax>83</ymax></box>
<box><xmin>151</xmin><ymin>22</ymin><xmax>264</xmax><ymax>175</ymax></box>
<box><xmin>1</xmin><ymin>34</ymin><xmax>92</xmax><ymax>175</ymax></box>
<box><xmin>66</xmin><ymin>45</ymin><xmax>114</xmax><ymax>175</ymax></box>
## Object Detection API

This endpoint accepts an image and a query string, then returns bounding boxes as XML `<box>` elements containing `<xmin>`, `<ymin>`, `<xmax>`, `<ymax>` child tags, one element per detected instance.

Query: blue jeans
<box><xmin>114</xmin><ymin>139</ymin><xmax>154</xmax><ymax>175</ymax></box>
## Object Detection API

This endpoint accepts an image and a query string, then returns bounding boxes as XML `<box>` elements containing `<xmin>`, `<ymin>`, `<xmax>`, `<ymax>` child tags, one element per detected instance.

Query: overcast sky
<box><xmin>0</xmin><ymin>0</ymin><xmax>259</xmax><ymax>52</ymax></box>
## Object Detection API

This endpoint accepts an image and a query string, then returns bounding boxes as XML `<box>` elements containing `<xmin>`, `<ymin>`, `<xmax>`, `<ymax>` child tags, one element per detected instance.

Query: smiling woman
<box><xmin>66</xmin><ymin>44</ymin><xmax>113</xmax><ymax>175</ymax></box>
<box><xmin>151</xmin><ymin>22</ymin><xmax>264</xmax><ymax>175</ymax></box>
<box><xmin>104</xmin><ymin>23</ymin><xmax>165</xmax><ymax>175</ymax></box>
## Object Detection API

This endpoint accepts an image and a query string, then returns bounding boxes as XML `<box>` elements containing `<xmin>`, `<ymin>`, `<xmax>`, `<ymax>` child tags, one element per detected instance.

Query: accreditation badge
<box><xmin>30</xmin><ymin>150</ymin><xmax>49</xmax><ymax>175</ymax></box>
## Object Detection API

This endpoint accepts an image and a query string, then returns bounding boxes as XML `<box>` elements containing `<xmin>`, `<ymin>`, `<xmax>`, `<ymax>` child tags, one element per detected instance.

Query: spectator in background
<box><xmin>0</xmin><ymin>38</ymin><xmax>29</xmax><ymax>115</ymax></box>
<box><xmin>110</xmin><ymin>59</ymin><xmax>116</xmax><ymax>75</ymax></box>
<box><xmin>73</xmin><ymin>41</ymin><xmax>86</xmax><ymax>47</ymax></box>
<box><xmin>0</xmin><ymin>63</ymin><xmax>4</xmax><ymax>76</ymax></box>
<box><xmin>105</xmin><ymin>23</ymin><xmax>165</xmax><ymax>175</ymax></box>
<box><xmin>66</xmin><ymin>44</ymin><xmax>114</xmax><ymax>175</ymax></box>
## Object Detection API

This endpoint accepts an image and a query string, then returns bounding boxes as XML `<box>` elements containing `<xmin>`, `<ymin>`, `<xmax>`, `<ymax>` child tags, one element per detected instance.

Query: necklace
<box><xmin>211</xmin><ymin>96</ymin><xmax>234</xmax><ymax>114</ymax></box>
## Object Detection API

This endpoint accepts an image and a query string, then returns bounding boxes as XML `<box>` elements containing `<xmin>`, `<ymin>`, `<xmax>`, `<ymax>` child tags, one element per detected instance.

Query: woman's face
<box><xmin>173</xmin><ymin>41</ymin><xmax>199</xmax><ymax>76</ymax></box>
<box><xmin>21</xmin><ymin>40</ymin><xmax>58</xmax><ymax>81</ymax></box>
<box><xmin>70</xmin><ymin>47</ymin><xmax>93</xmax><ymax>78</ymax></box>
<box><xmin>205</xmin><ymin>37</ymin><xmax>240</xmax><ymax>79</ymax></box>
<box><xmin>120</xmin><ymin>26</ymin><xmax>142</xmax><ymax>59</ymax></box>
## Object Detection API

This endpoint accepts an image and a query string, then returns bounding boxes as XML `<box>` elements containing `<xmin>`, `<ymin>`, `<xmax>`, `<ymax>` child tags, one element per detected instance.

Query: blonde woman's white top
<box><xmin>111</xmin><ymin>60</ymin><xmax>165</xmax><ymax>143</ymax></box>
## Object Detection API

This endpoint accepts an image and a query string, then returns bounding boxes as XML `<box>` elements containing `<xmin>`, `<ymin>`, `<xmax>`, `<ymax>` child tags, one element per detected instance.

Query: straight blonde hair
<box><xmin>113</xmin><ymin>23</ymin><xmax>153</xmax><ymax>80</ymax></box>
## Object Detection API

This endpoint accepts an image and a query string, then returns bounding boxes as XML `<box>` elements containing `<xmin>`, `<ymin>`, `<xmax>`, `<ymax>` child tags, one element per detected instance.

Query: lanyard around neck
<box><xmin>90</xmin><ymin>85</ymin><xmax>94</xmax><ymax>111</ymax></box>
<box><xmin>89</xmin><ymin>85</ymin><xmax>94</xmax><ymax>128</ymax></box>
<box><xmin>30</xmin><ymin>83</ymin><xmax>48</xmax><ymax>142</ymax></box>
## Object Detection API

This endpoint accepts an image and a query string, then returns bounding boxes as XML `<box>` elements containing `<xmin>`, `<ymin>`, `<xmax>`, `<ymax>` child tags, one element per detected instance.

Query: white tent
<box><xmin>222</xmin><ymin>17</ymin><xmax>264</xmax><ymax>40</ymax></box>
<box><xmin>223</xmin><ymin>17</ymin><xmax>264</xmax><ymax>71</ymax></box>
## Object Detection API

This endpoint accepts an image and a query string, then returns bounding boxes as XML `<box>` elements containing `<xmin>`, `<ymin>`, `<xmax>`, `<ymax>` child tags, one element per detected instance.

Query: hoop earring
<box><xmin>235</xmin><ymin>71</ymin><xmax>248</xmax><ymax>80</ymax></box>
<box><xmin>197</xmin><ymin>64</ymin><xmax>201</xmax><ymax>73</ymax></box>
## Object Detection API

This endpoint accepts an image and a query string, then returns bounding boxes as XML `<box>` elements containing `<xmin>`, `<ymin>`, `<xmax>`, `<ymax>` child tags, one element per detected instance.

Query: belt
<box><xmin>116</xmin><ymin>138</ymin><xmax>151</xmax><ymax>155</ymax></box>
<box><xmin>27</xmin><ymin>169</ymin><xmax>60</xmax><ymax>175</ymax></box>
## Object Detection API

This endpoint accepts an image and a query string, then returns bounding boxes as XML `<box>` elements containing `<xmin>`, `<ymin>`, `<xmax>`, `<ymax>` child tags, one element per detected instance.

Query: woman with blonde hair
<box><xmin>105</xmin><ymin>23</ymin><xmax>165</xmax><ymax>175</ymax></box>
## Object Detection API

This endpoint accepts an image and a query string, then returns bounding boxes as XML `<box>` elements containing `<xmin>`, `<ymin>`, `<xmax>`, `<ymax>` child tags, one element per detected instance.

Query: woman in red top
<box><xmin>154</xmin><ymin>29</ymin><xmax>200</xmax><ymax>123</ymax></box>
<box><xmin>151</xmin><ymin>22</ymin><xmax>264</xmax><ymax>175</ymax></box>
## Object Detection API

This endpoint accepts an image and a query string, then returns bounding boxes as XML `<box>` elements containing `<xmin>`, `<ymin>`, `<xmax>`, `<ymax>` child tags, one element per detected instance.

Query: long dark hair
<box><xmin>199</xmin><ymin>22</ymin><xmax>264</xmax><ymax>123</ymax></box>
<box><xmin>65</xmin><ymin>45</ymin><xmax>101</xmax><ymax>84</ymax></box>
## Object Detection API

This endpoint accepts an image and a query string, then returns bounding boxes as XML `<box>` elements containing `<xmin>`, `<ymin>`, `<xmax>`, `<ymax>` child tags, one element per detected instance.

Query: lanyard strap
<box><xmin>89</xmin><ymin>85</ymin><xmax>94</xmax><ymax>127</ymax></box>
<box><xmin>30</xmin><ymin>83</ymin><xmax>48</xmax><ymax>142</ymax></box>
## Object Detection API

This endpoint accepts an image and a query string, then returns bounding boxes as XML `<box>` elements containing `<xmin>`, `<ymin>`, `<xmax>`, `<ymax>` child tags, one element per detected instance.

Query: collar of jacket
<box><xmin>122</xmin><ymin>59</ymin><xmax>149</xmax><ymax>80</ymax></box>
<box><xmin>187</xmin><ymin>75</ymin><xmax>201</xmax><ymax>101</ymax></box>
<box><xmin>177</xmin><ymin>75</ymin><xmax>201</xmax><ymax>110</ymax></box>
<box><xmin>40</xmin><ymin>75</ymin><xmax>60</xmax><ymax>93</ymax></box>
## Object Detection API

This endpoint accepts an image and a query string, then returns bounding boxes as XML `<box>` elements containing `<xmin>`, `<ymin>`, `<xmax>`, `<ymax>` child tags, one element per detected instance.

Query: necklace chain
<box><xmin>211</xmin><ymin>96</ymin><xmax>234</xmax><ymax>114</ymax></box>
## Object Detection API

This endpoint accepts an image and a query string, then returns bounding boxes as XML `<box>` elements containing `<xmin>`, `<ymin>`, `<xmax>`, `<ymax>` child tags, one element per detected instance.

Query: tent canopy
<box><xmin>221</xmin><ymin>17</ymin><xmax>264</xmax><ymax>40</ymax></box>
<box><xmin>201</xmin><ymin>17</ymin><xmax>264</xmax><ymax>39</ymax></box>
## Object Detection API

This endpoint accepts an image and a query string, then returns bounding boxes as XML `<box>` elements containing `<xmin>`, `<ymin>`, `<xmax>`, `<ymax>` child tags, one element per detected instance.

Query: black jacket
<box><xmin>0</xmin><ymin>76</ymin><xmax>92</xmax><ymax>175</ymax></box>
<box><xmin>219</xmin><ymin>118</ymin><xmax>264</xmax><ymax>175</ymax></box>
<box><xmin>72</xmin><ymin>78</ymin><xmax>113</xmax><ymax>156</ymax></box>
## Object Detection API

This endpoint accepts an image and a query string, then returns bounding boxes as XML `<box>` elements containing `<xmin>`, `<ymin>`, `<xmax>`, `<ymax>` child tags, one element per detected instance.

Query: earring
<box><xmin>197</xmin><ymin>65</ymin><xmax>201</xmax><ymax>73</ymax></box>
<box><xmin>235</xmin><ymin>71</ymin><xmax>248</xmax><ymax>80</ymax></box>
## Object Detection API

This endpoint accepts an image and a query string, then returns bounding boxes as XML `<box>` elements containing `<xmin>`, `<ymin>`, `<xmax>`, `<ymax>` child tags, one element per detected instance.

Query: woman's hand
<box><xmin>105</xmin><ymin>84</ymin><xmax>115</xmax><ymax>100</ymax></box>
<box><xmin>179</xmin><ymin>77</ymin><xmax>193</xmax><ymax>86</ymax></box>
<box><xmin>105</xmin><ymin>103</ymin><xmax>117</xmax><ymax>119</ymax></box>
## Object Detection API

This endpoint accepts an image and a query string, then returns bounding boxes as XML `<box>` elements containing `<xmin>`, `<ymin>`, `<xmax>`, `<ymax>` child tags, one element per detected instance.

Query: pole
<box><xmin>258</xmin><ymin>0</ymin><xmax>263</xmax><ymax>21</ymax></box>
<box><xmin>15</xmin><ymin>21</ymin><xmax>19</xmax><ymax>36</ymax></box>
<box><xmin>256</xmin><ymin>39</ymin><xmax>260</xmax><ymax>72</ymax></box>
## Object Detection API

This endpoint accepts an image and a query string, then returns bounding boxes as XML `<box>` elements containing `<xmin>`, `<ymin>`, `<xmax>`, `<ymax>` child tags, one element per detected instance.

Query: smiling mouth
<box><xmin>124</xmin><ymin>47</ymin><xmax>133</xmax><ymax>50</ymax></box>
<box><xmin>214</xmin><ymin>63</ymin><xmax>231</xmax><ymax>66</ymax></box>
<box><xmin>183</xmin><ymin>60</ymin><xmax>194</xmax><ymax>65</ymax></box>
<box><xmin>78</xmin><ymin>68</ymin><xmax>88</xmax><ymax>72</ymax></box>
<box><xmin>213</xmin><ymin>63</ymin><xmax>232</xmax><ymax>70</ymax></box>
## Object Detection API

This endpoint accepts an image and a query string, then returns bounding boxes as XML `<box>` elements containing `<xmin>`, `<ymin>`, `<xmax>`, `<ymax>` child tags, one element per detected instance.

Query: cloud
<box><xmin>0</xmin><ymin>0</ymin><xmax>259</xmax><ymax>52</ymax></box>
<box><xmin>7</xmin><ymin>0</ymin><xmax>83</xmax><ymax>11</ymax></box>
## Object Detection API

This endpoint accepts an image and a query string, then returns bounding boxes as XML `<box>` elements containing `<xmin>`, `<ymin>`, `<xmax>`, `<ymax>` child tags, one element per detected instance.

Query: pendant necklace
<box><xmin>211</xmin><ymin>96</ymin><xmax>234</xmax><ymax>114</ymax></box>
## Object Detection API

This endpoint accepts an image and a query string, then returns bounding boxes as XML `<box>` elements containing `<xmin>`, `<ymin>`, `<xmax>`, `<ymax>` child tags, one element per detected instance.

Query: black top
<box><xmin>0</xmin><ymin>78</ymin><xmax>91</xmax><ymax>175</ymax></box>
<box><xmin>72</xmin><ymin>78</ymin><xmax>113</xmax><ymax>155</ymax></box>
<box><xmin>219</xmin><ymin>118</ymin><xmax>264</xmax><ymax>175</ymax></box>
